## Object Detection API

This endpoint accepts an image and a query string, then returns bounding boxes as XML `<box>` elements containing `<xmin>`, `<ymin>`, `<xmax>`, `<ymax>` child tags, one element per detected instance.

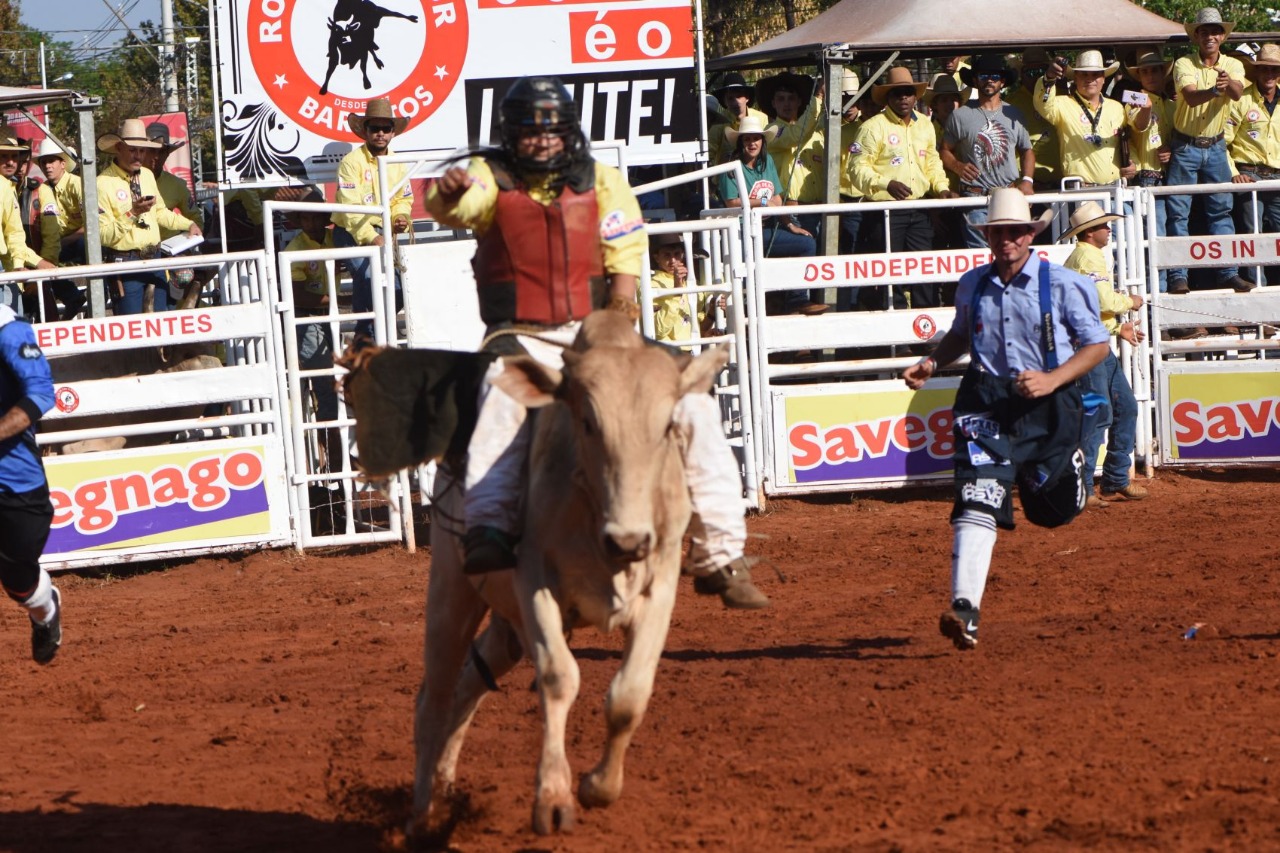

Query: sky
<box><xmin>21</xmin><ymin>0</ymin><xmax>153</xmax><ymax>46</ymax></box>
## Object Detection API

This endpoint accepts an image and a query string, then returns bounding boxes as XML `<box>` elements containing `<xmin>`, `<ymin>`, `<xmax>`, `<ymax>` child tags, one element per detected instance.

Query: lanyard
<box><xmin>970</xmin><ymin>259</ymin><xmax>1057</xmax><ymax>370</ymax></box>
<box><xmin>1071</xmin><ymin>91</ymin><xmax>1104</xmax><ymax>145</ymax></box>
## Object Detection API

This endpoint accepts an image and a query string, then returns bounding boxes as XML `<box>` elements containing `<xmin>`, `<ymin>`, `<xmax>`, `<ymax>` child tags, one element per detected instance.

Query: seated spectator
<box><xmin>34</xmin><ymin>139</ymin><xmax>86</xmax><ymax>321</ymax></box>
<box><xmin>849</xmin><ymin>66</ymin><xmax>956</xmax><ymax>310</ymax></box>
<box><xmin>1037</xmin><ymin>50</ymin><xmax>1145</xmax><ymax>189</ymax></box>
<box><xmin>708</xmin><ymin>73</ymin><xmax>767</xmax><ymax>168</ymax></box>
<box><xmin>1125</xmin><ymin>51</ymin><xmax>1175</xmax><ymax>292</ymax></box>
<box><xmin>1227</xmin><ymin>43</ymin><xmax>1280</xmax><ymax>286</ymax></box>
<box><xmin>96</xmin><ymin>118</ymin><xmax>202</xmax><ymax>315</ymax></box>
<box><xmin>717</xmin><ymin>115</ymin><xmax>822</xmax><ymax>315</ymax></box>
<box><xmin>1061</xmin><ymin>202</ymin><xmax>1147</xmax><ymax>505</ymax></box>
<box><xmin>1007</xmin><ymin>47</ymin><xmax>1062</xmax><ymax>191</ymax></box>
<box><xmin>646</xmin><ymin>232</ymin><xmax>712</xmax><ymax>342</ymax></box>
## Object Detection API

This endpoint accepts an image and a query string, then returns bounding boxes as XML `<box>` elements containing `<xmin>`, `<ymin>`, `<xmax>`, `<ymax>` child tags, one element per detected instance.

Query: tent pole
<box><xmin>74</xmin><ymin>97</ymin><xmax>106</xmax><ymax>318</ymax></box>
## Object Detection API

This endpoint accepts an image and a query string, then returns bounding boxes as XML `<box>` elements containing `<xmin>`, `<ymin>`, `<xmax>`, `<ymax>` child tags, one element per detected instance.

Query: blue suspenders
<box><xmin>970</xmin><ymin>260</ymin><xmax>1057</xmax><ymax>371</ymax></box>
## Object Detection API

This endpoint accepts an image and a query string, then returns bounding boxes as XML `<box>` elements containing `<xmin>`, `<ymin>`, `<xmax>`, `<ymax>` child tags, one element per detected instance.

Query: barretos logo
<box><xmin>249</xmin><ymin>0</ymin><xmax>469</xmax><ymax>142</ymax></box>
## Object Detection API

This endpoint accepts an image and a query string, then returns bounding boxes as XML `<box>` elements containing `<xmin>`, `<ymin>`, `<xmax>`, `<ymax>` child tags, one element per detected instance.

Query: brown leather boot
<box><xmin>693</xmin><ymin>556</ymin><xmax>770</xmax><ymax>610</ymax></box>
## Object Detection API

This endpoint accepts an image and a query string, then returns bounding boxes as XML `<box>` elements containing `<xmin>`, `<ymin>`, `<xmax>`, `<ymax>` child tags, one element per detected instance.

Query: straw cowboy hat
<box><xmin>724</xmin><ymin>114</ymin><xmax>779</xmax><ymax>145</ymax></box>
<box><xmin>1186</xmin><ymin>7</ymin><xmax>1234</xmax><ymax>40</ymax></box>
<box><xmin>347</xmin><ymin>98</ymin><xmax>408</xmax><ymax>137</ymax></box>
<box><xmin>146</xmin><ymin>122</ymin><xmax>187</xmax><ymax>152</ymax></box>
<box><xmin>34</xmin><ymin>138</ymin><xmax>76</xmax><ymax>169</ymax></box>
<box><xmin>755</xmin><ymin>71</ymin><xmax>815</xmax><ymax>118</ymax></box>
<box><xmin>961</xmin><ymin>54</ymin><xmax>1017</xmax><ymax>88</ymax></box>
<box><xmin>967</xmin><ymin>187</ymin><xmax>1055</xmax><ymax>234</ymax></box>
<box><xmin>872</xmin><ymin>66</ymin><xmax>928</xmax><ymax>106</ymax></box>
<box><xmin>712</xmin><ymin>72</ymin><xmax>755</xmax><ymax>104</ymax></box>
<box><xmin>1244</xmin><ymin>42</ymin><xmax>1280</xmax><ymax>70</ymax></box>
<box><xmin>0</xmin><ymin>123</ymin><xmax>27</xmax><ymax>153</ymax></box>
<box><xmin>924</xmin><ymin>73</ymin><xmax>965</xmax><ymax>106</ymax></box>
<box><xmin>97</xmin><ymin>118</ymin><xmax>163</xmax><ymax>151</ymax></box>
<box><xmin>1059</xmin><ymin>201</ymin><xmax>1124</xmax><ymax>243</ymax></box>
<box><xmin>1126</xmin><ymin>49</ymin><xmax>1172</xmax><ymax>79</ymax></box>
<box><xmin>1068</xmin><ymin>50</ymin><xmax>1120</xmax><ymax>77</ymax></box>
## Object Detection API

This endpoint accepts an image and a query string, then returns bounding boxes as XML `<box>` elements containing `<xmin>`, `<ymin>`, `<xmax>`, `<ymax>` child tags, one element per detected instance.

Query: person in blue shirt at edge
<box><xmin>901</xmin><ymin>188</ymin><xmax>1109</xmax><ymax>652</ymax></box>
<box><xmin>0</xmin><ymin>302</ymin><xmax>62</xmax><ymax>664</ymax></box>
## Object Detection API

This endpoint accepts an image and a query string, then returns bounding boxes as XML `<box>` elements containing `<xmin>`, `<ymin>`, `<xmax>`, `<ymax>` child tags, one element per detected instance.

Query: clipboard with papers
<box><xmin>160</xmin><ymin>233</ymin><xmax>204</xmax><ymax>257</ymax></box>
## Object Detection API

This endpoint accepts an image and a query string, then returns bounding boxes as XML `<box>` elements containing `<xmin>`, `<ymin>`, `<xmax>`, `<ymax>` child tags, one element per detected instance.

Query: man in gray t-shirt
<box><xmin>941</xmin><ymin>54</ymin><xmax>1035</xmax><ymax>248</ymax></box>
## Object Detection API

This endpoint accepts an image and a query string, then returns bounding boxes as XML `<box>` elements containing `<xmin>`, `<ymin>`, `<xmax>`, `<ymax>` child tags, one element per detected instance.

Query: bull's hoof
<box><xmin>532</xmin><ymin>799</ymin><xmax>575</xmax><ymax>835</ymax></box>
<box><xmin>577</xmin><ymin>770</ymin><xmax>621</xmax><ymax>809</ymax></box>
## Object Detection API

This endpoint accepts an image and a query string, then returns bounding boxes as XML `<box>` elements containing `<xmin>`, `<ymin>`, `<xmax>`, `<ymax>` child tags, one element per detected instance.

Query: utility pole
<box><xmin>161</xmin><ymin>0</ymin><xmax>180</xmax><ymax>112</ymax></box>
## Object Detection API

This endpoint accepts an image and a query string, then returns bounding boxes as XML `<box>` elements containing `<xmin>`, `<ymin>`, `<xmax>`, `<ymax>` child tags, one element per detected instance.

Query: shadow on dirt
<box><xmin>574</xmin><ymin>636</ymin><xmax>938</xmax><ymax>663</ymax></box>
<box><xmin>0</xmin><ymin>801</ymin><xmax>381</xmax><ymax>853</ymax></box>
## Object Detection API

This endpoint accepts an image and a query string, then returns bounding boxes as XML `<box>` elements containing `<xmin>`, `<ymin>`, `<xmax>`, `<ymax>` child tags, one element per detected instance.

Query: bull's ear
<box><xmin>678</xmin><ymin>345</ymin><xmax>729</xmax><ymax>397</ymax></box>
<box><xmin>492</xmin><ymin>356</ymin><xmax>562</xmax><ymax>408</ymax></box>
<box><xmin>327</xmin><ymin>16</ymin><xmax>334</xmax><ymax>25</ymax></box>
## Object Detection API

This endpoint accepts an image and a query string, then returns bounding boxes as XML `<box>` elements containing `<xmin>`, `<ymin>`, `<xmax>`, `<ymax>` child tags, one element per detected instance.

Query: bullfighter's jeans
<box><xmin>463</xmin><ymin>322</ymin><xmax>748</xmax><ymax>574</ymax></box>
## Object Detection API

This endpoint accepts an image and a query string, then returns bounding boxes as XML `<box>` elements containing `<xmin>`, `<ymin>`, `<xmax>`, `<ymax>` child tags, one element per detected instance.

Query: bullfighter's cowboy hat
<box><xmin>1058</xmin><ymin>201</ymin><xmax>1124</xmax><ymax>243</ymax></box>
<box><xmin>146</xmin><ymin>122</ymin><xmax>187</xmax><ymax>152</ymax></box>
<box><xmin>924</xmin><ymin>73</ymin><xmax>965</xmax><ymax>107</ymax></box>
<box><xmin>34</xmin><ymin>137</ymin><xmax>77</xmax><ymax>170</ymax></box>
<box><xmin>348</xmin><ymin>98</ymin><xmax>409</xmax><ymax>137</ymax></box>
<box><xmin>960</xmin><ymin>54</ymin><xmax>1017</xmax><ymax>88</ymax></box>
<box><xmin>97</xmin><ymin>118</ymin><xmax>163</xmax><ymax>151</ymax></box>
<box><xmin>1068</xmin><ymin>50</ymin><xmax>1120</xmax><ymax>77</ymax></box>
<box><xmin>1126</xmin><ymin>50</ymin><xmax>1172</xmax><ymax>79</ymax></box>
<box><xmin>755</xmin><ymin>71</ymin><xmax>815</xmax><ymax>118</ymax></box>
<box><xmin>871</xmin><ymin>66</ymin><xmax>928</xmax><ymax>106</ymax></box>
<box><xmin>967</xmin><ymin>187</ymin><xmax>1055</xmax><ymax>234</ymax></box>
<box><xmin>1186</xmin><ymin>7</ymin><xmax>1234</xmax><ymax>40</ymax></box>
<box><xmin>723</xmin><ymin>114</ymin><xmax>780</xmax><ymax>145</ymax></box>
<box><xmin>0</xmin><ymin>123</ymin><xmax>28</xmax><ymax>153</ymax></box>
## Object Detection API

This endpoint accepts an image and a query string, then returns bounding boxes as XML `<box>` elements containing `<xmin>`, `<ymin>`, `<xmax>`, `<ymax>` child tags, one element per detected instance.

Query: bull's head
<box><xmin>495</xmin><ymin>313</ymin><xmax>727</xmax><ymax>564</ymax></box>
<box><xmin>328</xmin><ymin>16</ymin><xmax>358</xmax><ymax>40</ymax></box>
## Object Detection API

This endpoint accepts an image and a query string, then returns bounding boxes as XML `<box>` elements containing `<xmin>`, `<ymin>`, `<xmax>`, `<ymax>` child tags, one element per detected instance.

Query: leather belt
<box><xmin>1173</xmin><ymin>131</ymin><xmax>1224</xmax><ymax>149</ymax></box>
<box><xmin>1236</xmin><ymin>162</ymin><xmax>1280</xmax><ymax>180</ymax></box>
<box><xmin>1135</xmin><ymin>169</ymin><xmax>1165</xmax><ymax>186</ymax></box>
<box><xmin>105</xmin><ymin>246</ymin><xmax>159</xmax><ymax>262</ymax></box>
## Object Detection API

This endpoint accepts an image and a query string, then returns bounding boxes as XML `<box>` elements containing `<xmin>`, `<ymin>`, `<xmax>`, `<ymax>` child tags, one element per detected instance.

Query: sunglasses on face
<box><xmin>367</xmin><ymin>124</ymin><xmax>396</xmax><ymax>133</ymax></box>
<box><xmin>976</xmin><ymin>73</ymin><xmax>1004</xmax><ymax>81</ymax></box>
<box><xmin>889</xmin><ymin>87</ymin><xmax>917</xmax><ymax>98</ymax></box>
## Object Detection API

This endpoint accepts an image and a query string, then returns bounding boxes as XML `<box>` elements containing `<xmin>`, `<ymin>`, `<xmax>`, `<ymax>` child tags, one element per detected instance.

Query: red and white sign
<box><xmin>1155</xmin><ymin>233</ymin><xmax>1280</xmax><ymax>269</ymax></box>
<box><xmin>762</xmin><ymin>245</ymin><xmax>1075</xmax><ymax>290</ymax></box>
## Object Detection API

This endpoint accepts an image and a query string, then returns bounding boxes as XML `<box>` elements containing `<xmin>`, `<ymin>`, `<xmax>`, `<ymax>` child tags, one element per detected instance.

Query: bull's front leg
<box><xmin>520</xmin><ymin>574</ymin><xmax>580</xmax><ymax>835</ymax></box>
<box><xmin>319</xmin><ymin>47</ymin><xmax>339</xmax><ymax>95</ymax></box>
<box><xmin>578</xmin><ymin>563</ymin><xmax>679</xmax><ymax>809</ymax></box>
<box><xmin>360</xmin><ymin>55</ymin><xmax>372</xmax><ymax>90</ymax></box>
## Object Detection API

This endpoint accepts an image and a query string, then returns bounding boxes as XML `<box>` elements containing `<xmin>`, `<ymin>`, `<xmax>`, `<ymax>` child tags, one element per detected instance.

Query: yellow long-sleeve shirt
<box><xmin>788</xmin><ymin>120</ymin><xmax>865</xmax><ymax>202</ymax></box>
<box><xmin>767</xmin><ymin>94</ymin><xmax>822</xmax><ymax>196</ymax></box>
<box><xmin>1172</xmin><ymin>53</ymin><xmax>1247</xmax><ymax>138</ymax></box>
<box><xmin>1225</xmin><ymin>88</ymin><xmax>1280</xmax><ymax>176</ymax></box>
<box><xmin>156</xmin><ymin>170</ymin><xmax>203</xmax><ymax>240</ymax></box>
<box><xmin>0</xmin><ymin>177</ymin><xmax>42</xmax><ymax>270</ymax></box>
<box><xmin>1126</xmin><ymin>93</ymin><xmax>1173</xmax><ymax>173</ymax></box>
<box><xmin>709</xmin><ymin>106</ymin><xmax>768</xmax><ymax>165</ymax></box>
<box><xmin>1033</xmin><ymin>78</ymin><xmax>1131</xmax><ymax>185</ymax></box>
<box><xmin>849</xmin><ymin>110</ymin><xmax>949</xmax><ymax>201</ymax></box>
<box><xmin>37</xmin><ymin>173</ymin><xmax>84</xmax><ymax>264</ymax></box>
<box><xmin>1006</xmin><ymin>85</ymin><xmax>1061</xmax><ymax>187</ymax></box>
<box><xmin>1065</xmin><ymin>240</ymin><xmax>1132</xmax><ymax>335</ymax></box>
<box><xmin>285</xmin><ymin>229</ymin><xmax>336</xmax><ymax>314</ymax></box>
<box><xmin>425</xmin><ymin>157</ymin><xmax>646</xmax><ymax>280</ymax></box>
<box><xmin>645</xmin><ymin>268</ymin><xmax>706</xmax><ymax>343</ymax></box>
<box><xmin>97</xmin><ymin>162</ymin><xmax>194</xmax><ymax>252</ymax></box>
<box><xmin>332</xmin><ymin>144</ymin><xmax>413</xmax><ymax>245</ymax></box>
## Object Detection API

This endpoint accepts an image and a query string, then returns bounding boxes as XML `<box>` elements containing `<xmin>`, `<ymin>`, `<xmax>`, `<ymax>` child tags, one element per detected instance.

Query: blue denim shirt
<box><xmin>0</xmin><ymin>306</ymin><xmax>54</xmax><ymax>493</ymax></box>
<box><xmin>949</xmin><ymin>252</ymin><xmax>1109</xmax><ymax>378</ymax></box>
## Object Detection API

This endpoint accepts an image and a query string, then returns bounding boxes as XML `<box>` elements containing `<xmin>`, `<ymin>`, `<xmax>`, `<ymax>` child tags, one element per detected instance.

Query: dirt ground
<box><xmin>2</xmin><ymin>468</ymin><xmax>1280</xmax><ymax>852</ymax></box>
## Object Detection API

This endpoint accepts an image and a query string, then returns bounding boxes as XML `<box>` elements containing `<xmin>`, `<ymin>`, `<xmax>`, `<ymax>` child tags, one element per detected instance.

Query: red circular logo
<box><xmin>55</xmin><ymin>386</ymin><xmax>79</xmax><ymax>414</ymax></box>
<box><xmin>912</xmin><ymin>314</ymin><xmax>938</xmax><ymax>340</ymax></box>
<box><xmin>248</xmin><ymin>0</ymin><xmax>469</xmax><ymax>142</ymax></box>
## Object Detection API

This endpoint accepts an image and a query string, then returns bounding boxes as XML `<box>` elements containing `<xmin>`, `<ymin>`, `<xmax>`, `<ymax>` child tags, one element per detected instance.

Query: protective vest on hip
<box><xmin>472</xmin><ymin>161</ymin><xmax>606</xmax><ymax>326</ymax></box>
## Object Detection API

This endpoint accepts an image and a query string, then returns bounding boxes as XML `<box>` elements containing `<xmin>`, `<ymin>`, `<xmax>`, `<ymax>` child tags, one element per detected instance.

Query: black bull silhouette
<box><xmin>319</xmin><ymin>0</ymin><xmax>420</xmax><ymax>96</ymax></box>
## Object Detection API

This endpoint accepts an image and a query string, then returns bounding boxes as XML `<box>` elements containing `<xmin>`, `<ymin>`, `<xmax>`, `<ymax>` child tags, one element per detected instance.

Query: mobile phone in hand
<box><xmin>1121</xmin><ymin>89</ymin><xmax>1150</xmax><ymax>107</ymax></box>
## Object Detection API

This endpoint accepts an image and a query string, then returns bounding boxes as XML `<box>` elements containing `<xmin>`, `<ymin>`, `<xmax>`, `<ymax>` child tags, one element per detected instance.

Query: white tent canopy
<box><xmin>0</xmin><ymin>86</ymin><xmax>80</xmax><ymax>110</ymax></box>
<box><xmin>710</xmin><ymin>0</ymin><xmax>1186</xmax><ymax>71</ymax></box>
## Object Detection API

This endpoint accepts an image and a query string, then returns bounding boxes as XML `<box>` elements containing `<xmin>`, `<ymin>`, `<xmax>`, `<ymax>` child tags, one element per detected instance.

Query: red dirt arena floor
<box><xmin>2</xmin><ymin>468</ymin><xmax>1280</xmax><ymax>852</ymax></box>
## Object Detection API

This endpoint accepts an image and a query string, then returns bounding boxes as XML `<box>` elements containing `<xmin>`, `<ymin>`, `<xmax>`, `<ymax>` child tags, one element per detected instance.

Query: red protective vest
<box><xmin>472</xmin><ymin>161</ymin><xmax>606</xmax><ymax>326</ymax></box>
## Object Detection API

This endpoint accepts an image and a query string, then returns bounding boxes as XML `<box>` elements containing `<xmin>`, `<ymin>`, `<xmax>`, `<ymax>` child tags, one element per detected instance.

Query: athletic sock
<box><xmin>21</xmin><ymin>569</ymin><xmax>56</xmax><ymax>625</ymax></box>
<box><xmin>951</xmin><ymin>510</ymin><xmax>998</xmax><ymax>609</ymax></box>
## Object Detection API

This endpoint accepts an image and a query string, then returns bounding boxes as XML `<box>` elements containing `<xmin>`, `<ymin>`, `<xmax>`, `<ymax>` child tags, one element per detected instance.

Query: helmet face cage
<box><xmin>499</xmin><ymin>77</ymin><xmax>587</xmax><ymax>172</ymax></box>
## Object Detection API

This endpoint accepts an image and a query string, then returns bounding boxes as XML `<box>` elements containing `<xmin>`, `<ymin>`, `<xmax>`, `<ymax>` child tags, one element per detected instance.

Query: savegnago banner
<box><xmin>213</xmin><ymin>0</ymin><xmax>701</xmax><ymax>186</ymax></box>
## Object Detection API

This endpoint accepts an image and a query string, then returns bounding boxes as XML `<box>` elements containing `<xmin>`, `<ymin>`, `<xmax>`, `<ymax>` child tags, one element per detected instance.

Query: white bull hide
<box><xmin>411</xmin><ymin>312</ymin><xmax>727</xmax><ymax>840</ymax></box>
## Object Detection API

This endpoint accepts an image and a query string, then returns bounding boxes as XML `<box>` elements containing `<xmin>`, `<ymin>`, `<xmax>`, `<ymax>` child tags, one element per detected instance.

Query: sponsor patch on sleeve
<box><xmin>42</xmin><ymin>203</ymin><xmax>57</xmax><ymax>216</ymax></box>
<box><xmin>849</xmin><ymin>142</ymin><xmax>863</xmax><ymax>155</ymax></box>
<box><xmin>339</xmin><ymin>182</ymin><xmax>356</xmax><ymax>190</ymax></box>
<box><xmin>600</xmin><ymin>209</ymin><xmax>643</xmax><ymax>241</ymax></box>
<box><xmin>19</xmin><ymin>343</ymin><xmax>42</xmax><ymax>359</ymax></box>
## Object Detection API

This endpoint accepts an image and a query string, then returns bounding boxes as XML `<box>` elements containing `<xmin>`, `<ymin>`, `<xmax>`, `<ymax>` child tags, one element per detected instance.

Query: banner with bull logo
<box><xmin>212</xmin><ymin>0</ymin><xmax>701</xmax><ymax>186</ymax></box>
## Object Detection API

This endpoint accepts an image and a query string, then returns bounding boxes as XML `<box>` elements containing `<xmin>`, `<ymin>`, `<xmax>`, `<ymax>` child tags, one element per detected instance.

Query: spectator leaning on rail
<box><xmin>707</xmin><ymin>73</ymin><xmax>767</xmax><ymax>169</ymax></box>
<box><xmin>1165</xmin><ymin>7</ymin><xmax>1253</xmax><ymax>295</ymax></box>
<box><xmin>426</xmin><ymin>76</ymin><xmax>770</xmax><ymax>609</ymax></box>
<box><xmin>1037</xmin><ymin>50</ymin><xmax>1147</xmax><ymax>189</ymax></box>
<box><xmin>97</xmin><ymin>119</ymin><xmax>202</xmax><ymax>315</ymax></box>
<box><xmin>0</xmin><ymin>126</ymin><xmax>55</xmax><ymax>314</ymax></box>
<box><xmin>849</xmin><ymin>65</ymin><xmax>957</xmax><ymax>310</ymax></box>
<box><xmin>1226</xmin><ymin>43</ymin><xmax>1280</xmax><ymax>286</ymax></box>
<box><xmin>902</xmin><ymin>188</ymin><xmax>1109</xmax><ymax>652</ymax></box>
<box><xmin>34</xmin><ymin>139</ymin><xmax>86</xmax><ymax>322</ymax></box>
<box><xmin>1060</xmin><ymin>201</ymin><xmax>1148</xmax><ymax>506</ymax></box>
<box><xmin>942</xmin><ymin>54</ymin><xmax>1035</xmax><ymax>249</ymax></box>
<box><xmin>332</xmin><ymin>97</ymin><xmax>414</xmax><ymax>343</ymax></box>
<box><xmin>1007</xmin><ymin>48</ymin><xmax>1062</xmax><ymax>192</ymax></box>
<box><xmin>0</xmin><ymin>300</ymin><xmax>62</xmax><ymax>663</ymax></box>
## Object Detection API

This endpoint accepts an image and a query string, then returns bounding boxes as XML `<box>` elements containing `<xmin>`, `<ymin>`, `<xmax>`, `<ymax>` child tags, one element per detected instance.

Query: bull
<box><xmin>339</xmin><ymin>311</ymin><xmax>728</xmax><ymax>839</ymax></box>
<box><xmin>318</xmin><ymin>0</ymin><xmax>420</xmax><ymax>96</ymax></box>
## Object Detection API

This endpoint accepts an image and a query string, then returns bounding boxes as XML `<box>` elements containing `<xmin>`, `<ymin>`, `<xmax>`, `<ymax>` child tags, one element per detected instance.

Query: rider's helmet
<box><xmin>498</xmin><ymin>76</ymin><xmax>587</xmax><ymax>173</ymax></box>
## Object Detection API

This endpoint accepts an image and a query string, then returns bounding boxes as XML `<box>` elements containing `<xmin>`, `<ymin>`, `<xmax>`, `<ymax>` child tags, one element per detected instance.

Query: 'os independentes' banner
<box><xmin>214</xmin><ymin>0</ymin><xmax>701</xmax><ymax>185</ymax></box>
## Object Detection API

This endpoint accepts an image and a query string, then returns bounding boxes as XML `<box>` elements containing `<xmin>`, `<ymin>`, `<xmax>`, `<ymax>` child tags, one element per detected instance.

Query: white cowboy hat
<box><xmin>967</xmin><ymin>187</ymin><xmax>1055</xmax><ymax>234</ymax></box>
<box><xmin>1186</xmin><ymin>7</ymin><xmax>1235</xmax><ymax>40</ymax></box>
<box><xmin>34</xmin><ymin>138</ymin><xmax>76</xmax><ymax>169</ymax></box>
<box><xmin>840</xmin><ymin>67</ymin><xmax>861</xmax><ymax>96</ymax></box>
<box><xmin>724</xmin><ymin>114</ymin><xmax>780</xmax><ymax>145</ymax></box>
<box><xmin>97</xmin><ymin>118</ymin><xmax>163</xmax><ymax>151</ymax></box>
<box><xmin>1058</xmin><ymin>201</ymin><xmax>1124</xmax><ymax>243</ymax></box>
<box><xmin>1069</xmin><ymin>50</ymin><xmax>1120</xmax><ymax>77</ymax></box>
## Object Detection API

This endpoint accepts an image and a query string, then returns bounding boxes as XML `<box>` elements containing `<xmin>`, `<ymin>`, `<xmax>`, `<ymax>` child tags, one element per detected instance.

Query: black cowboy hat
<box><xmin>960</xmin><ymin>54</ymin><xmax>1017</xmax><ymax>88</ymax></box>
<box><xmin>711</xmin><ymin>72</ymin><xmax>755</xmax><ymax>104</ymax></box>
<box><xmin>755</xmin><ymin>71</ymin><xmax>815</xmax><ymax>120</ymax></box>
